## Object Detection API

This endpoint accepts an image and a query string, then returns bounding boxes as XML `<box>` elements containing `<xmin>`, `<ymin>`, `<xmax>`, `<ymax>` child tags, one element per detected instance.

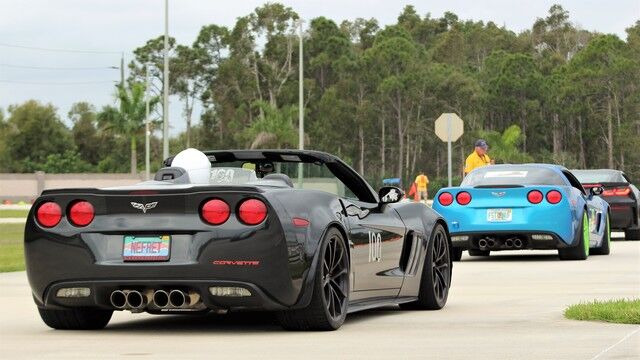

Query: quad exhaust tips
<box><xmin>478</xmin><ymin>238</ymin><xmax>496</xmax><ymax>250</ymax></box>
<box><xmin>111</xmin><ymin>289</ymin><xmax>202</xmax><ymax>310</ymax></box>
<box><xmin>109</xmin><ymin>290</ymin><xmax>147</xmax><ymax>310</ymax></box>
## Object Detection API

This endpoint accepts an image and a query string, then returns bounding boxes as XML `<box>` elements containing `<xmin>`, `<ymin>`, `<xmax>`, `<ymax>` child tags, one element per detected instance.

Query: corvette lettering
<box><xmin>212</xmin><ymin>260</ymin><xmax>260</xmax><ymax>266</ymax></box>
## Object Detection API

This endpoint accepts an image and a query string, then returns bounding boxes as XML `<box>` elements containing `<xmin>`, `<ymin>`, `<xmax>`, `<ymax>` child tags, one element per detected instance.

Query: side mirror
<box><xmin>590</xmin><ymin>186</ymin><xmax>604</xmax><ymax>196</ymax></box>
<box><xmin>379</xmin><ymin>186</ymin><xmax>404</xmax><ymax>204</ymax></box>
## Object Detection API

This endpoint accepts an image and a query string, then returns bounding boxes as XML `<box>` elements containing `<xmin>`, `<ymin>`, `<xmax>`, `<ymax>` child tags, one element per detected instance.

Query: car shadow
<box><xmin>105</xmin><ymin>311</ymin><xmax>281</xmax><ymax>333</ymax></box>
<box><xmin>461</xmin><ymin>253</ymin><xmax>560</xmax><ymax>262</ymax></box>
<box><xmin>105</xmin><ymin>306</ymin><xmax>403</xmax><ymax>333</ymax></box>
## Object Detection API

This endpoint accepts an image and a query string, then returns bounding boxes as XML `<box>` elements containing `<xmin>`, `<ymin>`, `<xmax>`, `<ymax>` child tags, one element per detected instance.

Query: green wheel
<box><xmin>558</xmin><ymin>211</ymin><xmax>589</xmax><ymax>261</ymax></box>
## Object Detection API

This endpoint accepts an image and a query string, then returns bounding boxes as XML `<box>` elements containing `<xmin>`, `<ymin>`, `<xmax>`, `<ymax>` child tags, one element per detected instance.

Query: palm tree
<box><xmin>478</xmin><ymin>124</ymin><xmax>533</xmax><ymax>164</ymax></box>
<box><xmin>245</xmin><ymin>101</ymin><xmax>298</xmax><ymax>149</ymax></box>
<box><xmin>98</xmin><ymin>83</ymin><xmax>158</xmax><ymax>174</ymax></box>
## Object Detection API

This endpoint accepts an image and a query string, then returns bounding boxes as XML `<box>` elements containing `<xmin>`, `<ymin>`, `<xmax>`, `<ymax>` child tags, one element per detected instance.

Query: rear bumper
<box><xmin>42</xmin><ymin>279</ymin><xmax>287</xmax><ymax>311</ymax></box>
<box><xmin>25</xmin><ymin>219</ymin><xmax>310</xmax><ymax>312</ymax></box>
<box><xmin>450</xmin><ymin>231</ymin><xmax>571</xmax><ymax>250</ymax></box>
<box><xmin>609</xmin><ymin>204</ymin><xmax>636</xmax><ymax>229</ymax></box>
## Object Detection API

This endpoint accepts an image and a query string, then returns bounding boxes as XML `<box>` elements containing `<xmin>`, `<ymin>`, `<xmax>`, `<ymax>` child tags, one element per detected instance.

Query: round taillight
<box><xmin>201</xmin><ymin>199</ymin><xmax>230</xmax><ymax>225</ymax></box>
<box><xmin>238</xmin><ymin>199</ymin><xmax>267</xmax><ymax>225</ymax></box>
<box><xmin>36</xmin><ymin>202</ymin><xmax>62</xmax><ymax>228</ymax></box>
<box><xmin>438</xmin><ymin>192</ymin><xmax>454</xmax><ymax>206</ymax></box>
<box><xmin>68</xmin><ymin>201</ymin><xmax>95</xmax><ymax>226</ymax></box>
<box><xmin>527</xmin><ymin>190</ymin><xmax>543</xmax><ymax>204</ymax></box>
<box><xmin>546</xmin><ymin>190</ymin><xmax>562</xmax><ymax>204</ymax></box>
<box><xmin>456</xmin><ymin>191</ymin><xmax>472</xmax><ymax>205</ymax></box>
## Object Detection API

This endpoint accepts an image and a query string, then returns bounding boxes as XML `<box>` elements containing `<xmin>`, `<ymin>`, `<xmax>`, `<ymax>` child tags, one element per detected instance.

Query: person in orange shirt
<box><xmin>414</xmin><ymin>172</ymin><xmax>429</xmax><ymax>201</ymax></box>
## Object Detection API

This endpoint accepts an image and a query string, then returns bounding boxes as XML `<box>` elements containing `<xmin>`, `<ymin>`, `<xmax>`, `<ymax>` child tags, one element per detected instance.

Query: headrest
<box><xmin>263</xmin><ymin>173</ymin><xmax>294</xmax><ymax>188</ymax></box>
<box><xmin>154</xmin><ymin>167</ymin><xmax>191</xmax><ymax>184</ymax></box>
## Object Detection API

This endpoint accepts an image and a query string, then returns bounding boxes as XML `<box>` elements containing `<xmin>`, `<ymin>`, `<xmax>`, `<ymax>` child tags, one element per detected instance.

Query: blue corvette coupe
<box><xmin>432</xmin><ymin>164</ymin><xmax>611</xmax><ymax>261</ymax></box>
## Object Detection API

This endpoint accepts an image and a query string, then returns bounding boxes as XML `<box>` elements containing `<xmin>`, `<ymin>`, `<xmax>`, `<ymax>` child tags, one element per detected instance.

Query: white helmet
<box><xmin>171</xmin><ymin>148</ymin><xmax>211</xmax><ymax>184</ymax></box>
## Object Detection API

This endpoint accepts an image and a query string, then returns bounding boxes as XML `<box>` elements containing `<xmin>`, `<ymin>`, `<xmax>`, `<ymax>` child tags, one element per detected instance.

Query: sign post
<box><xmin>435</xmin><ymin>113</ymin><xmax>464</xmax><ymax>187</ymax></box>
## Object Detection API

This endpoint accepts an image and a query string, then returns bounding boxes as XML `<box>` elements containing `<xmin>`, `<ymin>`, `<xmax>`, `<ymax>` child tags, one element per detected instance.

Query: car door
<box><xmin>564</xmin><ymin>170</ymin><xmax>598</xmax><ymax>243</ymax></box>
<box><xmin>341</xmin><ymin>198</ymin><xmax>405</xmax><ymax>296</ymax></box>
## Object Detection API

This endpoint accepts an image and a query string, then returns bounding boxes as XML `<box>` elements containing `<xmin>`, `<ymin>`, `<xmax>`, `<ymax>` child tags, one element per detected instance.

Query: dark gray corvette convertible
<box><xmin>25</xmin><ymin>150</ymin><xmax>452</xmax><ymax>331</ymax></box>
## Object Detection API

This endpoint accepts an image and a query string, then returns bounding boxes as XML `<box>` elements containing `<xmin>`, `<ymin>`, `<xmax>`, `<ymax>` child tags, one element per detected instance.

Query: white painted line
<box><xmin>0</xmin><ymin>204</ymin><xmax>31</xmax><ymax>210</ymax></box>
<box><xmin>0</xmin><ymin>218</ymin><xmax>26</xmax><ymax>224</ymax></box>
<box><xmin>591</xmin><ymin>326</ymin><xmax>640</xmax><ymax>360</ymax></box>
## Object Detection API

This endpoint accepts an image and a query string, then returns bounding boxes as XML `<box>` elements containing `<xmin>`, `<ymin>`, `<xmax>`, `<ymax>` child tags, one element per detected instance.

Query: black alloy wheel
<box><xmin>322</xmin><ymin>232</ymin><xmax>349</xmax><ymax>321</ymax></box>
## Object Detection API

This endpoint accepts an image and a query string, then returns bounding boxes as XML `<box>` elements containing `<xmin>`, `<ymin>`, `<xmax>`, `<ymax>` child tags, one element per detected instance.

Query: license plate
<box><xmin>123</xmin><ymin>235</ymin><xmax>170</xmax><ymax>261</ymax></box>
<box><xmin>487</xmin><ymin>209</ymin><xmax>512</xmax><ymax>222</ymax></box>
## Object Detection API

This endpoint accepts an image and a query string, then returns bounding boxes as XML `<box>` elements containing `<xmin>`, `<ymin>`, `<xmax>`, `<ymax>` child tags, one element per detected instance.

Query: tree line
<box><xmin>1</xmin><ymin>4</ymin><xmax>639</xmax><ymax>189</ymax></box>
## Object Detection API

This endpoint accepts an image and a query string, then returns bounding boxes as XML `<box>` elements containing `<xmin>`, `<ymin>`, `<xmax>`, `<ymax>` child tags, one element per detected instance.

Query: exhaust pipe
<box><xmin>514</xmin><ymin>238</ymin><xmax>524</xmax><ymax>249</ymax></box>
<box><xmin>126</xmin><ymin>290</ymin><xmax>147</xmax><ymax>309</ymax></box>
<box><xmin>169</xmin><ymin>290</ymin><xmax>190</xmax><ymax>308</ymax></box>
<box><xmin>478</xmin><ymin>239</ymin><xmax>488</xmax><ymax>249</ymax></box>
<box><xmin>153</xmin><ymin>290</ymin><xmax>170</xmax><ymax>308</ymax></box>
<box><xmin>486</xmin><ymin>239</ymin><xmax>496</xmax><ymax>248</ymax></box>
<box><xmin>110</xmin><ymin>290</ymin><xmax>127</xmax><ymax>309</ymax></box>
<box><xmin>504</xmin><ymin>238</ymin><xmax>514</xmax><ymax>248</ymax></box>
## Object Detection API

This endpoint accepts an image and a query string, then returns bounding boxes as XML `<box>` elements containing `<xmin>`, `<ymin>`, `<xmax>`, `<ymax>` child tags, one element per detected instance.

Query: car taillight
<box><xmin>603</xmin><ymin>187</ymin><xmax>631</xmax><ymax>197</ymax></box>
<box><xmin>456</xmin><ymin>191</ymin><xmax>472</xmax><ymax>205</ymax></box>
<box><xmin>68</xmin><ymin>201</ymin><xmax>95</xmax><ymax>226</ymax></box>
<box><xmin>238</xmin><ymin>199</ymin><xmax>267</xmax><ymax>225</ymax></box>
<box><xmin>201</xmin><ymin>199</ymin><xmax>230</xmax><ymax>225</ymax></box>
<box><xmin>546</xmin><ymin>190</ymin><xmax>562</xmax><ymax>204</ymax></box>
<box><xmin>527</xmin><ymin>190</ymin><xmax>543</xmax><ymax>204</ymax></box>
<box><xmin>438</xmin><ymin>192</ymin><xmax>453</xmax><ymax>206</ymax></box>
<box><xmin>36</xmin><ymin>201</ymin><xmax>62</xmax><ymax>227</ymax></box>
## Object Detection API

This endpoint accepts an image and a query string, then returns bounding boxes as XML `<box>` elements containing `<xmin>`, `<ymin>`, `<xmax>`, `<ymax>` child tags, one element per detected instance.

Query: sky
<box><xmin>1</xmin><ymin>0</ymin><xmax>638</xmax><ymax>135</ymax></box>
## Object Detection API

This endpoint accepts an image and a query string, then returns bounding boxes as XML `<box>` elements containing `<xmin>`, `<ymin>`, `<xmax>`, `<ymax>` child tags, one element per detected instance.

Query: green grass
<box><xmin>0</xmin><ymin>223</ymin><xmax>25</xmax><ymax>272</ymax></box>
<box><xmin>0</xmin><ymin>209</ymin><xmax>29</xmax><ymax>218</ymax></box>
<box><xmin>564</xmin><ymin>299</ymin><xmax>640</xmax><ymax>325</ymax></box>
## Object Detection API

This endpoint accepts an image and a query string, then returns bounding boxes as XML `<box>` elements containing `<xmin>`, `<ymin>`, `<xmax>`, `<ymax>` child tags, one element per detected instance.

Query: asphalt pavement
<box><xmin>1</xmin><ymin>241</ymin><xmax>638</xmax><ymax>359</ymax></box>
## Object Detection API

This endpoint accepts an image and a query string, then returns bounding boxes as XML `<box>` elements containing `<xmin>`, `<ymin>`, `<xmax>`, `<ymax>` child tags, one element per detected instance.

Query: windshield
<box><xmin>209</xmin><ymin>160</ymin><xmax>357</xmax><ymax>199</ymax></box>
<box><xmin>571</xmin><ymin>170</ymin><xmax>626</xmax><ymax>184</ymax></box>
<box><xmin>462</xmin><ymin>166</ymin><xmax>566</xmax><ymax>187</ymax></box>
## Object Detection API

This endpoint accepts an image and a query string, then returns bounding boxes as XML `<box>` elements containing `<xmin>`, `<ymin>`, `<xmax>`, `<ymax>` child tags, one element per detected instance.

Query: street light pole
<box><xmin>162</xmin><ymin>0</ymin><xmax>170</xmax><ymax>160</ymax></box>
<box><xmin>298</xmin><ymin>19</ymin><xmax>304</xmax><ymax>151</ymax></box>
<box><xmin>297</xmin><ymin>19</ymin><xmax>304</xmax><ymax>188</ymax></box>
<box><xmin>145</xmin><ymin>64</ymin><xmax>151</xmax><ymax>181</ymax></box>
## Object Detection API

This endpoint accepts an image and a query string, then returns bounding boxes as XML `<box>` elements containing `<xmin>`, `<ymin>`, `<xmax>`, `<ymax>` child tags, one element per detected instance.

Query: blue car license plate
<box><xmin>123</xmin><ymin>235</ymin><xmax>170</xmax><ymax>261</ymax></box>
<box><xmin>487</xmin><ymin>209</ymin><xmax>512</xmax><ymax>222</ymax></box>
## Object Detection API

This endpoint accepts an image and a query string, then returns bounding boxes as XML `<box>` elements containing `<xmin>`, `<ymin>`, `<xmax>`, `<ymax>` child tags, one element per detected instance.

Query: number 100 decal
<box><xmin>368</xmin><ymin>231</ymin><xmax>382</xmax><ymax>262</ymax></box>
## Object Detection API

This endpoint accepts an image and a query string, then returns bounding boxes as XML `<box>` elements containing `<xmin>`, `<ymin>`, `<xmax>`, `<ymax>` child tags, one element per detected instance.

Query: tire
<box><xmin>591</xmin><ymin>213</ymin><xmax>611</xmax><ymax>255</ymax></box>
<box><xmin>451</xmin><ymin>247</ymin><xmax>463</xmax><ymax>262</ymax></box>
<box><xmin>38</xmin><ymin>308</ymin><xmax>112</xmax><ymax>330</ymax></box>
<box><xmin>468</xmin><ymin>249</ymin><xmax>490</xmax><ymax>257</ymax></box>
<box><xmin>624</xmin><ymin>227</ymin><xmax>640</xmax><ymax>241</ymax></box>
<box><xmin>558</xmin><ymin>211</ymin><xmax>589</xmax><ymax>261</ymax></box>
<box><xmin>400</xmin><ymin>224</ymin><xmax>451</xmax><ymax>310</ymax></box>
<box><xmin>277</xmin><ymin>228</ymin><xmax>349</xmax><ymax>331</ymax></box>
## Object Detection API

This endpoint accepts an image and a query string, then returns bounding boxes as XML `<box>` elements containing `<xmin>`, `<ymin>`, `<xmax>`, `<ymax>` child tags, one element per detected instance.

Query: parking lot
<box><xmin>0</xmin><ymin>240</ymin><xmax>638</xmax><ymax>359</ymax></box>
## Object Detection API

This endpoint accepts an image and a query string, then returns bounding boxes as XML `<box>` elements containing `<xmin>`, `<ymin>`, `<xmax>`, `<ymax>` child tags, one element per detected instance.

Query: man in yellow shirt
<box><xmin>414</xmin><ymin>172</ymin><xmax>429</xmax><ymax>201</ymax></box>
<box><xmin>464</xmin><ymin>139</ymin><xmax>493</xmax><ymax>175</ymax></box>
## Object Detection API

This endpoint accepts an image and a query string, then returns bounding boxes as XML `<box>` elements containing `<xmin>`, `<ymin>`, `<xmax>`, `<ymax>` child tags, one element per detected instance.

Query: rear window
<box><xmin>462</xmin><ymin>167</ymin><xmax>566</xmax><ymax>187</ymax></box>
<box><xmin>571</xmin><ymin>170</ymin><xmax>626</xmax><ymax>184</ymax></box>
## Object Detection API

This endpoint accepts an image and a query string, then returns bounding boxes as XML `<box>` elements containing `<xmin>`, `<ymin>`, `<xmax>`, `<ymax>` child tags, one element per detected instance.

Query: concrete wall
<box><xmin>0</xmin><ymin>172</ymin><xmax>145</xmax><ymax>202</ymax></box>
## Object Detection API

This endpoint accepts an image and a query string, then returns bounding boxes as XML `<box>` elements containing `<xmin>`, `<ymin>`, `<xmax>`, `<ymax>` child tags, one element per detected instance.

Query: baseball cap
<box><xmin>475</xmin><ymin>139</ymin><xmax>488</xmax><ymax>150</ymax></box>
